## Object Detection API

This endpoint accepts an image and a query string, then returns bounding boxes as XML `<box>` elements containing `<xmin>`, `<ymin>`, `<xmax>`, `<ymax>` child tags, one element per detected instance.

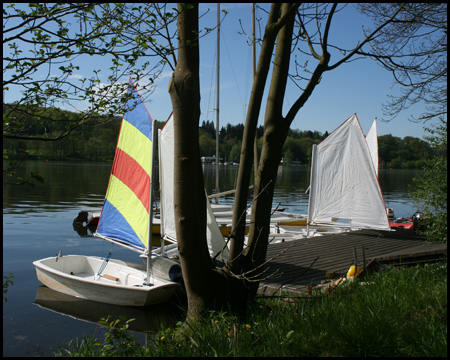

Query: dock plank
<box><xmin>259</xmin><ymin>229</ymin><xmax>446</xmax><ymax>296</ymax></box>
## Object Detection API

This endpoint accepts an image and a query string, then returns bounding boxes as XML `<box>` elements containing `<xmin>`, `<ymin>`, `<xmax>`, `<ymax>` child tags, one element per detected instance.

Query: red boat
<box><xmin>389</xmin><ymin>217</ymin><xmax>415</xmax><ymax>230</ymax></box>
<box><xmin>387</xmin><ymin>209</ymin><xmax>424</xmax><ymax>231</ymax></box>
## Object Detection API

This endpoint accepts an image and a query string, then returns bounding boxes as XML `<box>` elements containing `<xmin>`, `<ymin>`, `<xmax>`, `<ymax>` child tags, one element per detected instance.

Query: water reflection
<box><xmin>34</xmin><ymin>286</ymin><xmax>183</xmax><ymax>334</ymax></box>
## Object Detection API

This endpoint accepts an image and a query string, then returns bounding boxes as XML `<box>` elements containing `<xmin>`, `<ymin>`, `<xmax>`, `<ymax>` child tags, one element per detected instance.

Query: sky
<box><xmin>4</xmin><ymin>3</ymin><xmax>440</xmax><ymax>139</ymax></box>
<box><xmin>155</xmin><ymin>3</ymin><xmax>437</xmax><ymax>139</ymax></box>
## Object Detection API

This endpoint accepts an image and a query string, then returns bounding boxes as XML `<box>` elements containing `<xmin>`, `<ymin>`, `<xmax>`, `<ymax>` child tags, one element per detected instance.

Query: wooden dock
<box><xmin>258</xmin><ymin>229</ymin><xmax>447</xmax><ymax>296</ymax></box>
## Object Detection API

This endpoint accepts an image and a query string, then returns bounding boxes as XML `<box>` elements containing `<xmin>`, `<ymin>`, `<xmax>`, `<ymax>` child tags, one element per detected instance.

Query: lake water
<box><xmin>3</xmin><ymin>160</ymin><xmax>421</xmax><ymax>356</ymax></box>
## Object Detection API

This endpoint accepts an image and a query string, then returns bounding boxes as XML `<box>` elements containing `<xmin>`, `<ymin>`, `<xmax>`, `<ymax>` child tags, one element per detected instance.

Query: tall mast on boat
<box><xmin>146</xmin><ymin>119</ymin><xmax>156</xmax><ymax>284</ymax></box>
<box><xmin>215</xmin><ymin>3</ymin><xmax>220</xmax><ymax>196</ymax></box>
<box><xmin>306</xmin><ymin>144</ymin><xmax>317</xmax><ymax>236</ymax></box>
<box><xmin>252</xmin><ymin>3</ymin><xmax>258</xmax><ymax>184</ymax></box>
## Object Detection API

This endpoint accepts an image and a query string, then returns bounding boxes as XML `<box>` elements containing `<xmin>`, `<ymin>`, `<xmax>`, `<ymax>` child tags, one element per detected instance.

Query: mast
<box><xmin>146</xmin><ymin>119</ymin><xmax>156</xmax><ymax>284</ymax></box>
<box><xmin>252</xmin><ymin>3</ymin><xmax>258</xmax><ymax>183</ymax></box>
<box><xmin>306</xmin><ymin>144</ymin><xmax>317</xmax><ymax>236</ymax></box>
<box><xmin>215</xmin><ymin>3</ymin><xmax>220</xmax><ymax>197</ymax></box>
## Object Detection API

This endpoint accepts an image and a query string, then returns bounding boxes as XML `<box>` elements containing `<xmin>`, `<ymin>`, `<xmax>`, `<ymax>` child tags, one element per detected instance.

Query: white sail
<box><xmin>308</xmin><ymin>114</ymin><xmax>390</xmax><ymax>231</ymax></box>
<box><xmin>159</xmin><ymin>115</ymin><xmax>176</xmax><ymax>242</ymax></box>
<box><xmin>366</xmin><ymin>118</ymin><xmax>379</xmax><ymax>177</ymax></box>
<box><xmin>159</xmin><ymin>114</ymin><xmax>229</xmax><ymax>258</ymax></box>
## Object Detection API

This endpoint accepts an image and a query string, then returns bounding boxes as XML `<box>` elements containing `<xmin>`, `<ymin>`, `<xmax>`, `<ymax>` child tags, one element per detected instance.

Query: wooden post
<box><xmin>362</xmin><ymin>246</ymin><xmax>366</xmax><ymax>271</ymax></box>
<box><xmin>353</xmin><ymin>247</ymin><xmax>358</xmax><ymax>278</ymax></box>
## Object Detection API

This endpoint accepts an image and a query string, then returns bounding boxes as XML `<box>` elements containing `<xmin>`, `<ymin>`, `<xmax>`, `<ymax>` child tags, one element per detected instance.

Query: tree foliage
<box><xmin>378</xmin><ymin>134</ymin><xmax>431</xmax><ymax>169</ymax></box>
<box><xmin>412</xmin><ymin>118</ymin><xmax>447</xmax><ymax>243</ymax></box>
<box><xmin>357</xmin><ymin>3</ymin><xmax>447</xmax><ymax>123</ymax></box>
<box><xmin>3</xmin><ymin>3</ymin><xmax>181</xmax><ymax>184</ymax></box>
<box><xmin>3</xmin><ymin>3</ymin><xmax>179</xmax><ymax>141</ymax></box>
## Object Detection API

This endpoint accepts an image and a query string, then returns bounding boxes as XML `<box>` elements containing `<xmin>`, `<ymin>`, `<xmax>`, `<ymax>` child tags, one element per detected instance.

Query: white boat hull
<box><xmin>33</xmin><ymin>255</ymin><xmax>180</xmax><ymax>307</ymax></box>
<box><xmin>274</xmin><ymin>224</ymin><xmax>351</xmax><ymax>235</ymax></box>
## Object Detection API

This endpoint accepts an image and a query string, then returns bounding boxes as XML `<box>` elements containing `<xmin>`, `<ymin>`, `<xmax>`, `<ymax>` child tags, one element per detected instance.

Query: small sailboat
<box><xmin>158</xmin><ymin>113</ymin><xmax>229</xmax><ymax>261</ymax></box>
<box><xmin>275</xmin><ymin>115</ymin><xmax>391</xmax><ymax>237</ymax></box>
<box><xmin>307</xmin><ymin>114</ymin><xmax>390</xmax><ymax>232</ymax></box>
<box><xmin>34</xmin><ymin>79</ymin><xmax>180</xmax><ymax>306</ymax></box>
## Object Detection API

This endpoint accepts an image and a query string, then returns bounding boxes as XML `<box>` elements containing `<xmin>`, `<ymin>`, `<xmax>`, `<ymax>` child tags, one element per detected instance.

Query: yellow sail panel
<box><xmin>117</xmin><ymin>119</ymin><xmax>153</xmax><ymax>177</ymax></box>
<box><xmin>105</xmin><ymin>174</ymin><xmax>149</xmax><ymax>248</ymax></box>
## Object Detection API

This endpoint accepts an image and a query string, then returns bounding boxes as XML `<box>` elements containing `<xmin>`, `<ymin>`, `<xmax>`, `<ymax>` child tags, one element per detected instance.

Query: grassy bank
<box><xmin>58</xmin><ymin>261</ymin><xmax>447</xmax><ymax>357</ymax></box>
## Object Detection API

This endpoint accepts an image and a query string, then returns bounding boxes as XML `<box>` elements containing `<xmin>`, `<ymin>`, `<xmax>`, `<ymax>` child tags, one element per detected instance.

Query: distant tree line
<box><xmin>3</xmin><ymin>105</ymin><xmax>432</xmax><ymax>169</ymax></box>
<box><xmin>198</xmin><ymin>120</ymin><xmax>433</xmax><ymax>169</ymax></box>
<box><xmin>3</xmin><ymin>104</ymin><xmax>123</xmax><ymax>162</ymax></box>
<box><xmin>377</xmin><ymin>134</ymin><xmax>432</xmax><ymax>169</ymax></box>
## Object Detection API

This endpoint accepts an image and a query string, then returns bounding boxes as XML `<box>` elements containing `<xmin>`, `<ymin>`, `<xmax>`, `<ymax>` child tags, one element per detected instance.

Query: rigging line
<box><xmin>205</xmin><ymin>45</ymin><xmax>217</xmax><ymax>124</ymax></box>
<box><xmin>221</xmin><ymin>30</ymin><xmax>246</xmax><ymax>116</ymax></box>
<box><xmin>283</xmin><ymin>89</ymin><xmax>300</xmax><ymax>130</ymax></box>
<box><xmin>243</xmin><ymin>43</ymin><xmax>252</xmax><ymax>122</ymax></box>
<box><xmin>285</xmin><ymin>75</ymin><xmax>304</xmax><ymax>131</ymax></box>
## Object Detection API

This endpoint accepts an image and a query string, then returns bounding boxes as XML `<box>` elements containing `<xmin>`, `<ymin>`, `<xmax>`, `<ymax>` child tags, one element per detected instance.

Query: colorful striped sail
<box><xmin>96</xmin><ymin>78</ymin><xmax>154</xmax><ymax>252</ymax></box>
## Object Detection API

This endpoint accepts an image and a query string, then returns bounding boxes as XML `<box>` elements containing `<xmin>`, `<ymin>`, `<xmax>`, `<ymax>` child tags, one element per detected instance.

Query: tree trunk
<box><xmin>228</xmin><ymin>3</ymin><xmax>300</xmax><ymax>275</ymax></box>
<box><xmin>243</xmin><ymin>4</ymin><xmax>296</xmax><ymax>296</ymax></box>
<box><xmin>228</xmin><ymin>4</ymin><xmax>282</xmax><ymax>274</ymax></box>
<box><xmin>169</xmin><ymin>2</ymin><xmax>331</xmax><ymax>317</ymax></box>
<box><xmin>168</xmin><ymin>3</ymin><xmax>214</xmax><ymax>319</ymax></box>
<box><xmin>242</xmin><ymin>3</ymin><xmax>333</xmax><ymax>297</ymax></box>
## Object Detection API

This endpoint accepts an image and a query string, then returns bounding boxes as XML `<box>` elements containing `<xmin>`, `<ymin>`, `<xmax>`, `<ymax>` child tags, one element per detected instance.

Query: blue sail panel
<box><xmin>96</xmin><ymin>200</ymin><xmax>146</xmax><ymax>251</ymax></box>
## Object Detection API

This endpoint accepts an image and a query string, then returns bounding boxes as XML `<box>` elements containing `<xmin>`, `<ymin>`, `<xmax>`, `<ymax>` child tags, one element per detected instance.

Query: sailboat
<box><xmin>158</xmin><ymin>113</ymin><xmax>229</xmax><ymax>261</ymax></box>
<box><xmin>307</xmin><ymin>114</ymin><xmax>390</xmax><ymax>231</ymax></box>
<box><xmin>33</xmin><ymin>79</ymin><xmax>180</xmax><ymax>306</ymax></box>
<box><xmin>276</xmin><ymin>114</ymin><xmax>390</xmax><ymax>237</ymax></box>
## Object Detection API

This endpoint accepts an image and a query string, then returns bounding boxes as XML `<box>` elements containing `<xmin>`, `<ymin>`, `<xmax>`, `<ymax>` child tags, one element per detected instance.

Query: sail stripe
<box><xmin>104</xmin><ymin>175</ymin><xmax>149</xmax><ymax>247</ymax></box>
<box><xmin>124</xmin><ymin>97</ymin><xmax>153</xmax><ymax>139</ymax></box>
<box><xmin>117</xmin><ymin>119</ymin><xmax>152</xmax><ymax>176</ymax></box>
<box><xmin>98</xmin><ymin>199</ymin><xmax>147</xmax><ymax>249</ymax></box>
<box><xmin>95</xmin><ymin>78</ymin><xmax>153</xmax><ymax>251</ymax></box>
<box><xmin>110</xmin><ymin>147</ymin><xmax>150</xmax><ymax>212</ymax></box>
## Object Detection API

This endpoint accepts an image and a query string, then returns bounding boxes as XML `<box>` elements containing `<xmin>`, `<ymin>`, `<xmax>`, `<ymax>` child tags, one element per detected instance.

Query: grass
<box><xmin>57</xmin><ymin>261</ymin><xmax>447</xmax><ymax>357</ymax></box>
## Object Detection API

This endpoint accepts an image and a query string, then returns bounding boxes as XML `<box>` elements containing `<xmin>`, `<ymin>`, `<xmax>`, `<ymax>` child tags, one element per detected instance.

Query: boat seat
<box><xmin>102</xmin><ymin>274</ymin><xmax>119</xmax><ymax>281</ymax></box>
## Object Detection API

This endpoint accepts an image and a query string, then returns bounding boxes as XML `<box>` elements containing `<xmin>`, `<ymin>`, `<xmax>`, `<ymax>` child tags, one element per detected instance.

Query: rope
<box><xmin>96</xmin><ymin>251</ymin><xmax>111</xmax><ymax>277</ymax></box>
